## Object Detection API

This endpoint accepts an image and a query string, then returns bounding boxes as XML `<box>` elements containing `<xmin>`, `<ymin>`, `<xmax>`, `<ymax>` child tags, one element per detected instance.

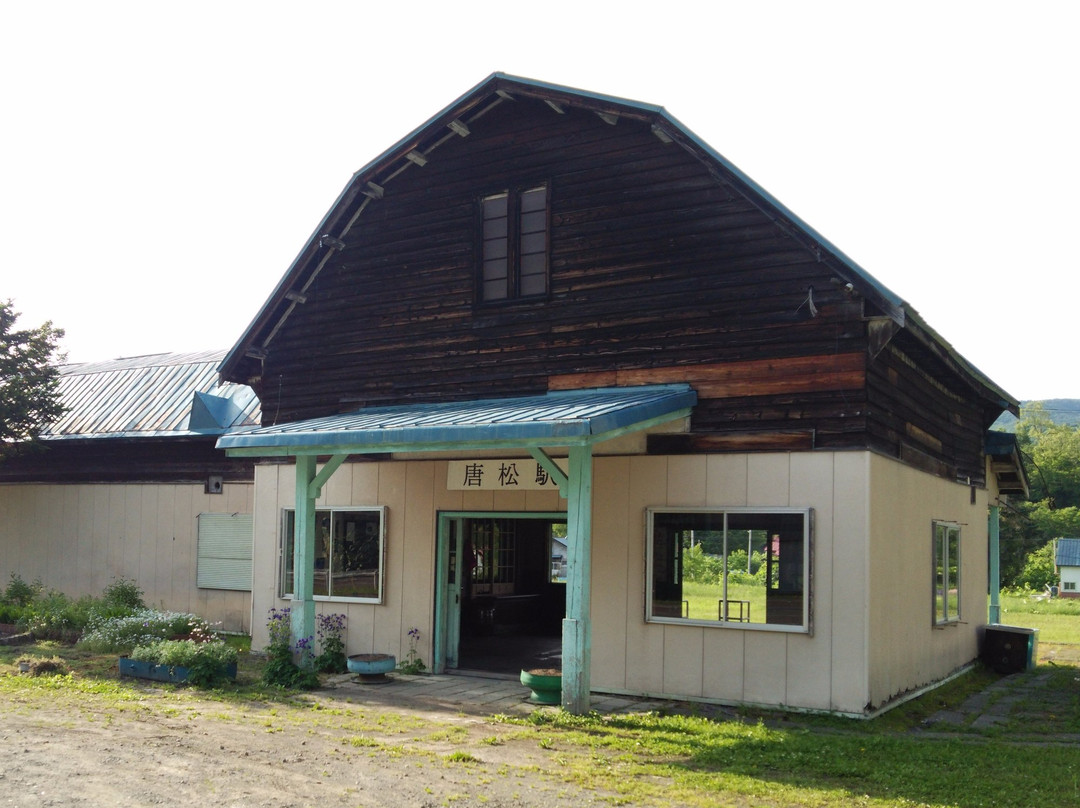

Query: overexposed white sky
<box><xmin>2</xmin><ymin>1</ymin><xmax>1077</xmax><ymax>400</ymax></box>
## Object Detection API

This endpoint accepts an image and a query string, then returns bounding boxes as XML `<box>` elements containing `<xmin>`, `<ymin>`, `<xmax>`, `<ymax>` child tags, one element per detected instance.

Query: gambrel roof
<box><xmin>219</xmin><ymin>73</ymin><xmax>1017</xmax><ymax>417</ymax></box>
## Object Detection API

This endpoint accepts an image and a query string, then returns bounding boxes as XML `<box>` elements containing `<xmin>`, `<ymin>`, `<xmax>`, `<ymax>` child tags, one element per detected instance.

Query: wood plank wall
<box><xmin>253</xmin><ymin>95</ymin><xmax>990</xmax><ymax>483</ymax></box>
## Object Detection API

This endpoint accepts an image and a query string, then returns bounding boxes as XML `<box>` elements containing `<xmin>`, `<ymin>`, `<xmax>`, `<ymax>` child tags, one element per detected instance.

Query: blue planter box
<box><xmin>119</xmin><ymin>657</ymin><xmax>237</xmax><ymax>683</ymax></box>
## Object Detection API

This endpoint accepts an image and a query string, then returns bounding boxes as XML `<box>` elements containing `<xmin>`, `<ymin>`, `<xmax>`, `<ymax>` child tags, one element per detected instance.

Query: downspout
<box><xmin>988</xmin><ymin>503</ymin><xmax>1001</xmax><ymax>624</ymax></box>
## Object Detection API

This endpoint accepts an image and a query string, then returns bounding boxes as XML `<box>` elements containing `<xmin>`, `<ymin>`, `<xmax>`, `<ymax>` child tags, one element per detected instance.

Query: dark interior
<box><xmin>455</xmin><ymin>517</ymin><xmax>565</xmax><ymax>675</ymax></box>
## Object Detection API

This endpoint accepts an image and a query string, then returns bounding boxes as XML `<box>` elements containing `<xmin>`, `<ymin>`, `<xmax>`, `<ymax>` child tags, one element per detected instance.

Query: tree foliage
<box><xmin>0</xmin><ymin>299</ymin><xmax>66</xmax><ymax>458</ymax></box>
<box><xmin>999</xmin><ymin>403</ymin><xmax>1080</xmax><ymax>587</ymax></box>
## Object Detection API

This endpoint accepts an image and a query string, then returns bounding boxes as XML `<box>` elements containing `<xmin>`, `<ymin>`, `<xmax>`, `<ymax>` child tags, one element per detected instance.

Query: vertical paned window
<box><xmin>280</xmin><ymin>507</ymin><xmax>385</xmax><ymax>602</ymax></box>
<box><xmin>481</xmin><ymin>184</ymin><xmax>548</xmax><ymax>302</ymax></box>
<box><xmin>933</xmin><ymin>522</ymin><xmax>961</xmax><ymax>625</ymax></box>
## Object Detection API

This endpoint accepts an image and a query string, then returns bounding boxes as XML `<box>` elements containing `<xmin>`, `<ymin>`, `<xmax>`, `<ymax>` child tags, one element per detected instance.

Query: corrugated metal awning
<box><xmin>217</xmin><ymin>385</ymin><xmax>695</xmax><ymax>456</ymax></box>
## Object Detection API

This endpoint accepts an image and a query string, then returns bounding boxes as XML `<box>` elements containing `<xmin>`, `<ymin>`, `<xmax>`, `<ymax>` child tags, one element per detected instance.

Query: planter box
<box><xmin>119</xmin><ymin>657</ymin><xmax>237</xmax><ymax>684</ymax></box>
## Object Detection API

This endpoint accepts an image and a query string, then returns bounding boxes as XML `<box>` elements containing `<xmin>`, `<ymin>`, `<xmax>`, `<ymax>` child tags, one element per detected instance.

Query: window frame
<box><xmin>479</xmin><ymin>182</ymin><xmax>550</xmax><ymax>303</ymax></box>
<box><xmin>932</xmin><ymin>521</ymin><xmax>961</xmax><ymax>626</ymax></box>
<box><xmin>279</xmin><ymin>506</ymin><xmax>387</xmax><ymax>604</ymax></box>
<box><xmin>645</xmin><ymin>506</ymin><xmax>813</xmax><ymax>634</ymax></box>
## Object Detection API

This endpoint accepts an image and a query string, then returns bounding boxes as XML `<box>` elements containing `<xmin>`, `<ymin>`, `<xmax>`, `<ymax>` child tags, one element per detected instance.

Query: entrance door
<box><xmin>435</xmin><ymin>512</ymin><xmax>566</xmax><ymax>675</ymax></box>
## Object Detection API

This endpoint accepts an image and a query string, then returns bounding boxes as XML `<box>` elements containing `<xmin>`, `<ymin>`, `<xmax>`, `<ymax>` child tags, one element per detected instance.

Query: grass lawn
<box><xmin>3</xmin><ymin>624</ymin><xmax>1079</xmax><ymax>807</ymax></box>
<box><xmin>998</xmin><ymin>590</ymin><xmax>1080</xmax><ymax>667</ymax></box>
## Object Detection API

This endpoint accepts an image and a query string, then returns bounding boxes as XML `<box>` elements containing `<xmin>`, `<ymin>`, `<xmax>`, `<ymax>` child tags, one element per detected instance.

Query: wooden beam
<box><xmin>549</xmin><ymin>354</ymin><xmax>865</xmax><ymax>398</ymax></box>
<box><xmin>308</xmin><ymin>453</ymin><xmax>347</xmax><ymax>499</ymax></box>
<box><xmin>649</xmin><ymin>431</ymin><xmax>815</xmax><ymax>454</ymax></box>
<box><xmin>529</xmin><ymin>447</ymin><xmax>568</xmax><ymax>496</ymax></box>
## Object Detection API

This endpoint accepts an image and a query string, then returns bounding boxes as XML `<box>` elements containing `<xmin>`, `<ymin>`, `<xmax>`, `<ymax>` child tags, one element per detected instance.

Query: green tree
<box><xmin>0</xmin><ymin>300</ymin><xmax>66</xmax><ymax>458</ymax></box>
<box><xmin>1013</xmin><ymin>541</ymin><xmax>1059</xmax><ymax>591</ymax></box>
<box><xmin>999</xmin><ymin>403</ymin><xmax>1080</xmax><ymax>586</ymax></box>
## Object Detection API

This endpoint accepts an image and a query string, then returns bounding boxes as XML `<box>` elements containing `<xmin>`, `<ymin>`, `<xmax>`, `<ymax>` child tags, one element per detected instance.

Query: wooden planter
<box><xmin>119</xmin><ymin>657</ymin><xmax>237</xmax><ymax>684</ymax></box>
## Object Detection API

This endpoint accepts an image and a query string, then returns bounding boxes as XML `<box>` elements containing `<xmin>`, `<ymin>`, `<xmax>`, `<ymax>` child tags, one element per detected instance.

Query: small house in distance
<box><xmin>0</xmin><ymin>351</ymin><xmax>260</xmax><ymax>631</ymax></box>
<box><xmin>1055</xmin><ymin>538</ymin><xmax>1080</xmax><ymax>598</ymax></box>
<box><xmin>217</xmin><ymin>74</ymin><xmax>1025</xmax><ymax>715</ymax></box>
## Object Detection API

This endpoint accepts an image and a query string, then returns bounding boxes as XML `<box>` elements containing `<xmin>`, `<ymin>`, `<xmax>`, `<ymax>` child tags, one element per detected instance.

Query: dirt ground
<box><xmin>0</xmin><ymin>677</ymin><xmax>617</xmax><ymax>808</ymax></box>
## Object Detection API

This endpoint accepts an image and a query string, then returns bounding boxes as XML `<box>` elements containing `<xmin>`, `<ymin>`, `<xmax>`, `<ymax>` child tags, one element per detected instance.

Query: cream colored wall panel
<box><xmin>866</xmin><ymin>454</ymin><xmax>987</xmax><ymax>708</ymax></box>
<box><xmin>0</xmin><ymin>481</ymin><xmax>252</xmax><ymax>632</ymax></box>
<box><xmin>666</xmin><ymin>455</ymin><xmax>707</xmax><ymax>506</ymax></box>
<box><xmin>701</xmin><ymin>630</ymin><xmax>746</xmax><ymax>702</ymax></box>
<box><xmin>461</xmin><ymin>488</ymin><xmax>495</xmax><ymax>511</ymax></box>
<box><xmin>374</xmin><ymin>462</ymin><xmax>408</xmax><ymax>655</ymax></box>
<box><xmin>786</xmin><ymin>453</ymin><xmax>837</xmax><ymax>710</ymax></box>
<box><xmin>663</xmin><ymin>625</ymin><xmax>705</xmax><ymax>697</ymax></box>
<box><xmin>137</xmin><ymin>485</ymin><xmax>158</xmax><ymax>596</ymax></box>
<box><xmin>250</xmin><ymin>465</ymin><xmax>284</xmax><ymax>647</ymax></box>
<box><xmin>829</xmin><ymin>452</ymin><xmax>870</xmax><ymax>712</ymax></box>
<box><xmin>705</xmin><ymin>455</ymin><xmax>748</xmax><ymax>505</ymax></box>
<box><xmin>153</xmin><ymin>485</ymin><xmax>175</xmax><ymax>610</ymax></box>
<box><xmin>400</xmin><ymin>462</ymin><xmax>437</xmax><ymax>662</ymax></box>
<box><xmin>350</xmin><ymin>463</ymin><xmax>381</xmax><ymax>506</ymax></box>
<box><xmin>524</xmin><ymin>488</ymin><xmax>564</xmax><ymax>512</ymax></box>
<box><xmin>90</xmin><ymin>485</ymin><xmax>110</xmax><ymax>598</ymax></box>
<box><xmin>492</xmin><ymin>489</ymin><xmax>528</xmax><ymax>512</ymax></box>
<box><xmin>622</xmin><ymin>455</ymin><xmax>669</xmax><ymax>693</ymax></box>
<box><xmin>322</xmin><ymin>459</ymin><xmax>353</xmax><ymax>504</ymax></box>
<box><xmin>590</xmin><ymin>456</ymin><xmax>632</xmax><ymax>690</ymax></box>
<box><xmin>747</xmin><ymin>454</ymin><xmax>791</xmax><ymax>506</ymax></box>
<box><xmin>742</xmin><ymin>632</ymin><xmax>788</xmax><ymax>705</ymax></box>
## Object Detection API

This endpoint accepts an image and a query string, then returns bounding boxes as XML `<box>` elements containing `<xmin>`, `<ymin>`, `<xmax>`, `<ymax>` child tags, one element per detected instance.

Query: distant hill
<box><xmin>994</xmin><ymin>399</ymin><xmax>1080</xmax><ymax>431</ymax></box>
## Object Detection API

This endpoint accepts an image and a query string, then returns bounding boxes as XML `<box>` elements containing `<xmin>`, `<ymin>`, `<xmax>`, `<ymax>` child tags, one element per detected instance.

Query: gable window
<box><xmin>933</xmin><ymin>521</ymin><xmax>961</xmax><ymax>625</ymax></box>
<box><xmin>481</xmin><ymin>184</ymin><xmax>548</xmax><ymax>301</ymax></box>
<box><xmin>646</xmin><ymin>507</ymin><xmax>811</xmax><ymax>632</ymax></box>
<box><xmin>280</xmin><ymin>507</ymin><xmax>385</xmax><ymax>602</ymax></box>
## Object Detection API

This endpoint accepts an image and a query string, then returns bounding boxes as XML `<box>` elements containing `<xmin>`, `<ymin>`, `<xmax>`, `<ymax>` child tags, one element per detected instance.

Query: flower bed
<box><xmin>119</xmin><ymin>656</ymin><xmax>237</xmax><ymax>684</ymax></box>
<box><xmin>122</xmin><ymin>637</ymin><xmax>239</xmax><ymax>686</ymax></box>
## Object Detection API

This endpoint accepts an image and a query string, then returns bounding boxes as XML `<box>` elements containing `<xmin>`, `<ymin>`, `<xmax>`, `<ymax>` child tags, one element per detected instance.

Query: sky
<box><xmin>2</xmin><ymin>1</ymin><xmax>1077</xmax><ymax>402</ymax></box>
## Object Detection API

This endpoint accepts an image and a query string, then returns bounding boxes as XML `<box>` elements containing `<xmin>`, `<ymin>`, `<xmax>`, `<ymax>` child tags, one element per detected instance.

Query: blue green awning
<box><xmin>217</xmin><ymin>385</ymin><xmax>696</xmax><ymax>457</ymax></box>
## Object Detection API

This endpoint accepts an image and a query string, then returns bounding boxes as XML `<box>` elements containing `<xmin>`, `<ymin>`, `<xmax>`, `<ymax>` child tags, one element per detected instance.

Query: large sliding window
<box><xmin>281</xmin><ymin>507</ymin><xmax>385</xmax><ymax>602</ymax></box>
<box><xmin>647</xmin><ymin>507</ymin><xmax>811</xmax><ymax>632</ymax></box>
<box><xmin>933</xmin><ymin>521</ymin><xmax>961</xmax><ymax>625</ymax></box>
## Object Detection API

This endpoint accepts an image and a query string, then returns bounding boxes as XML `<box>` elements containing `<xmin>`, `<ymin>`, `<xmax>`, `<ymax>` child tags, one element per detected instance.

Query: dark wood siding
<box><xmin>245</xmin><ymin>92</ymin><xmax>994</xmax><ymax>484</ymax></box>
<box><xmin>0</xmin><ymin>439</ymin><xmax>255</xmax><ymax>484</ymax></box>
<box><xmin>258</xmin><ymin>98</ymin><xmax>869</xmax><ymax>438</ymax></box>
<box><xmin>866</xmin><ymin>331</ymin><xmax>991</xmax><ymax>486</ymax></box>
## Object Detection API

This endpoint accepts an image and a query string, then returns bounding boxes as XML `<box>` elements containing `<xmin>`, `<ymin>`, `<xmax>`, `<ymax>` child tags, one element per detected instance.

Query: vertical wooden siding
<box><xmin>0</xmin><ymin>482</ymin><xmax>253</xmax><ymax>632</ymax></box>
<box><xmin>257</xmin><ymin>97</ymin><xmax>871</xmax><ymax>442</ymax></box>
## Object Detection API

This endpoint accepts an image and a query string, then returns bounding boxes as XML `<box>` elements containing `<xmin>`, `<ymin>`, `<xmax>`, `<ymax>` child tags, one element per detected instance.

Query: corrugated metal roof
<box><xmin>43</xmin><ymin>350</ymin><xmax>261</xmax><ymax>439</ymax></box>
<box><xmin>1056</xmin><ymin>538</ymin><xmax>1080</xmax><ymax>568</ymax></box>
<box><xmin>218</xmin><ymin>385</ymin><xmax>695</xmax><ymax>455</ymax></box>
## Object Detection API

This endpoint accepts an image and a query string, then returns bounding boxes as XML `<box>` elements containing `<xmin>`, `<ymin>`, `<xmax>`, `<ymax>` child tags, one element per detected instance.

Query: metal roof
<box><xmin>43</xmin><ymin>350</ymin><xmax>261</xmax><ymax>439</ymax></box>
<box><xmin>1056</xmin><ymin>538</ymin><xmax>1080</xmax><ymax>568</ymax></box>
<box><xmin>217</xmin><ymin>385</ymin><xmax>695</xmax><ymax>456</ymax></box>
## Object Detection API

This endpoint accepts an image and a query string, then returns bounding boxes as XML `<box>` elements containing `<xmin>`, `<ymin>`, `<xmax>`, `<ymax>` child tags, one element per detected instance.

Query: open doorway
<box><xmin>436</xmin><ymin>513</ymin><xmax>566</xmax><ymax>676</ymax></box>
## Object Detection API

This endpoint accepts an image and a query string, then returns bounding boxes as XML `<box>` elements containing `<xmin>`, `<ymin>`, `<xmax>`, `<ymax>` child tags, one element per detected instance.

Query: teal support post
<box><xmin>292</xmin><ymin>454</ymin><xmax>317</xmax><ymax>666</ymax></box>
<box><xmin>562</xmin><ymin>443</ymin><xmax>593</xmax><ymax>714</ymax></box>
<box><xmin>989</xmin><ymin>505</ymin><xmax>1001</xmax><ymax>624</ymax></box>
